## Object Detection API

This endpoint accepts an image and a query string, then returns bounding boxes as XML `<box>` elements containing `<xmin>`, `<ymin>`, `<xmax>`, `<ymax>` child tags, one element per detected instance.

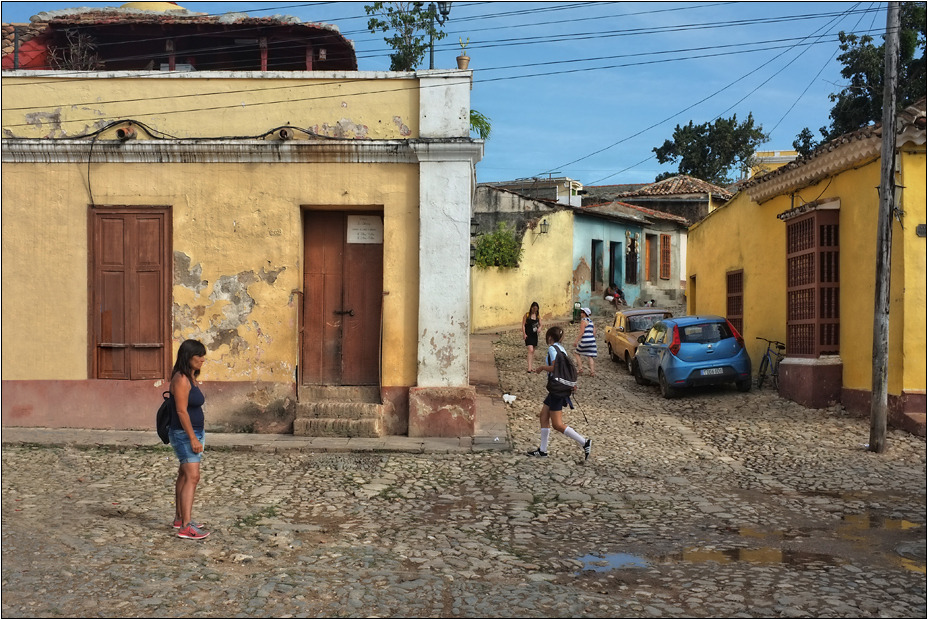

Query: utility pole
<box><xmin>869</xmin><ymin>2</ymin><xmax>900</xmax><ymax>454</ymax></box>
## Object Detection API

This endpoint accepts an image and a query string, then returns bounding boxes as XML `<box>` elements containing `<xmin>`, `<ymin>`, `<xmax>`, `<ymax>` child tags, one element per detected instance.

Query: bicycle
<box><xmin>756</xmin><ymin>337</ymin><xmax>786</xmax><ymax>389</ymax></box>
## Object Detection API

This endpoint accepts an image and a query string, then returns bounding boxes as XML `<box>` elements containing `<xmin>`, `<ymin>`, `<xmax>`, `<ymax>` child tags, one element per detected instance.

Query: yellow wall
<box><xmin>687</xmin><ymin>187</ymin><xmax>787</xmax><ymax>365</ymax></box>
<box><xmin>688</xmin><ymin>152</ymin><xmax>926</xmax><ymax>397</ymax></box>
<box><xmin>0</xmin><ymin>160</ymin><xmax>420</xmax><ymax>387</ymax></box>
<box><xmin>2</xmin><ymin>75</ymin><xmax>419</xmax><ymax>139</ymax></box>
<box><xmin>900</xmin><ymin>149</ymin><xmax>927</xmax><ymax>394</ymax></box>
<box><xmin>471</xmin><ymin>210</ymin><xmax>574</xmax><ymax>331</ymax></box>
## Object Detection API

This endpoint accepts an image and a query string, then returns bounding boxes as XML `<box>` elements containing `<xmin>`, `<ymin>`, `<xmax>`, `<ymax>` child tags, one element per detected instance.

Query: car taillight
<box><xmin>726</xmin><ymin>319</ymin><xmax>745</xmax><ymax>349</ymax></box>
<box><xmin>669</xmin><ymin>324</ymin><xmax>681</xmax><ymax>356</ymax></box>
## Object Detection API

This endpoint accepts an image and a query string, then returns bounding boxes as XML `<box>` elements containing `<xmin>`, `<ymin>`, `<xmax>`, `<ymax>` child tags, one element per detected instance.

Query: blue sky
<box><xmin>1</xmin><ymin>1</ymin><xmax>889</xmax><ymax>185</ymax></box>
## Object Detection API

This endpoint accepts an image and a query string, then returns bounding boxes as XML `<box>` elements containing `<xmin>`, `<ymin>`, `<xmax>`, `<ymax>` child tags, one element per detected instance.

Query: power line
<box><xmin>559</xmin><ymin>3</ymin><xmax>863</xmax><ymax>182</ymax></box>
<box><xmin>2</xmin><ymin>33</ymin><xmax>860</xmax><ymax>113</ymax></box>
<box><xmin>3</xmin><ymin>4</ymin><xmax>882</xmax><ymax>82</ymax></box>
<box><xmin>1</xmin><ymin>36</ymin><xmax>854</xmax><ymax>129</ymax></box>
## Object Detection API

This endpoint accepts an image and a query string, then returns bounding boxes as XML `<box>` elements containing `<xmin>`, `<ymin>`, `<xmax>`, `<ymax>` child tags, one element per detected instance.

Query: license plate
<box><xmin>700</xmin><ymin>368</ymin><xmax>724</xmax><ymax>376</ymax></box>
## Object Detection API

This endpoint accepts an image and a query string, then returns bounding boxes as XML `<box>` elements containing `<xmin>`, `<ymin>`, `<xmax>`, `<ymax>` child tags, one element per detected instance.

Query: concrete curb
<box><xmin>1</xmin><ymin>334</ymin><xmax>513</xmax><ymax>454</ymax></box>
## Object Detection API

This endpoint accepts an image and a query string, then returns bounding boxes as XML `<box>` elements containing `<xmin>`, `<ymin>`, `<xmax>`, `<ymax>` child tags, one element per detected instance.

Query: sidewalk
<box><xmin>0</xmin><ymin>334</ymin><xmax>511</xmax><ymax>454</ymax></box>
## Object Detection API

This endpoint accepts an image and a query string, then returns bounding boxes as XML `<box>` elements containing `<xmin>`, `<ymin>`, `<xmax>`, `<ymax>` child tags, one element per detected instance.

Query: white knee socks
<box><xmin>539</xmin><ymin>428</ymin><xmax>551</xmax><ymax>452</ymax></box>
<box><xmin>563</xmin><ymin>426</ymin><xmax>586</xmax><ymax>446</ymax></box>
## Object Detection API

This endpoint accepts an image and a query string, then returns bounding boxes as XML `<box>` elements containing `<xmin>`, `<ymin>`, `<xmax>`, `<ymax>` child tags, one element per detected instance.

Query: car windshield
<box><xmin>628</xmin><ymin>314</ymin><xmax>667</xmax><ymax>332</ymax></box>
<box><xmin>679</xmin><ymin>322</ymin><xmax>733</xmax><ymax>344</ymax></box>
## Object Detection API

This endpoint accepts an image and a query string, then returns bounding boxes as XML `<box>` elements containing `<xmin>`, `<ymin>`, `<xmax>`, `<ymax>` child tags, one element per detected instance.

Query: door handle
<box><xmin>334</xmin><ymin>309</ymin><xmax>355</xmax><ymax>317</ymax></box>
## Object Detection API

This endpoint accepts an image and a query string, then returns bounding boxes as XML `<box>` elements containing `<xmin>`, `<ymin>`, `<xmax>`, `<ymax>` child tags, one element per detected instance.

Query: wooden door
<box><xmin>92</xmin><ymin>209</ymin><xmax>170</xmax><ymax>379</ymax></box>
<box><xmin>302</xmin><ymin>212</ymin><xmax>383</xmax><ymax>385</ymax></box>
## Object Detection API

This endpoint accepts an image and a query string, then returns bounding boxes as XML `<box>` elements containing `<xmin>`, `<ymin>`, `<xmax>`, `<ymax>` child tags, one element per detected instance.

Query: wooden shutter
<box><xmin>660</xmin><ymin>234</ymin><xmax>671</xmax><ymax>280</ymax></box>
<box><xmin>92</xmin><ymin>209</ymin><xmax>170</xmax><ymax>379</ymax></box>
<box><xmin>726</xmin><ymin>270</ymin><xmax>744</xmax><ymax>335</ymax></box>
<box><xmin>786</xmin><ymin>210</ymin><xmax>839</xmax><ymax>357</ymax></box>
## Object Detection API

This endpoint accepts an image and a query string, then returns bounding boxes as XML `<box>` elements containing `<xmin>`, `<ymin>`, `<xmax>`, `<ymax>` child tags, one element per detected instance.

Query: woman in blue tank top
<box><xmin>169</xmin><ymin>339</ymin><xmax>210</xmax><ymax>540</ymax></box>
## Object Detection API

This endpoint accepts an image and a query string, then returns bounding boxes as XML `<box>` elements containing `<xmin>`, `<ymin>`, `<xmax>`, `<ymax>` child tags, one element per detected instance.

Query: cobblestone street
<box><xmin>2</xmin><ymin>324</ymin><xmax>926</xmax><ymax>618</ymax></box>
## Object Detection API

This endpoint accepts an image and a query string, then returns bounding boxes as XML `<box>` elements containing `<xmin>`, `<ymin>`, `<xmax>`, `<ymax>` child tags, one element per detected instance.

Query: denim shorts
<box><xmin>169</xmin><ymin>427</ymin><xmax>205</xmax><ymax>464</ymax></box>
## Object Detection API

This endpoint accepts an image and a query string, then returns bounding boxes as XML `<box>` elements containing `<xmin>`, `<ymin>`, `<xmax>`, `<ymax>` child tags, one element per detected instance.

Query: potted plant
<box><xmin>456</xmin><ymin>37</ymin><xmax>470</xmax><ymax>70</ymax></box>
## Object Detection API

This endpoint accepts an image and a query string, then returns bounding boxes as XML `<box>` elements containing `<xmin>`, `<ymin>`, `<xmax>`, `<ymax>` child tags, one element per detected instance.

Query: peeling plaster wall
<box><xmin>2</xmin><ymin>70</ymin><xmax>481</xmax><ymax>434</ymax></box>
<box><xmin>470</xmin><ymin>209</ymin><xmax>574</xmax><ymax>331</ymax></box>
<box><xmin>1</xmin><ymin>73</ymin><xmax>419</xmax><ymax>140</ymax></box>
<box><xmin>572</xmin><ymin>216</ymin><xmax>644</xmax><ymax>308</ymax></box>
<box><xmin>1</xmin><ymin>159</ymin><xmax>420</xmax><ymax>400</ymax></box>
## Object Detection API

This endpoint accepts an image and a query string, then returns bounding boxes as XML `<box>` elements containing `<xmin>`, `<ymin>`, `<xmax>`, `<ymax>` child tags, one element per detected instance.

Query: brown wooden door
<box><xmin>92</xmin><ymin>209</ymin><xmax>170</xmax><ymax>379</ymax></box>
<box><xmin>302</xmin><ymin>212</ymin><xmax>383</xmax><ymax>385</ymax></box>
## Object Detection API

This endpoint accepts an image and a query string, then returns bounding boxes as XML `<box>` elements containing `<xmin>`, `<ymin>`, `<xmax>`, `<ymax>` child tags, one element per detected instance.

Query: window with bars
<box><xmin>726</xmin><ymin>270</ymin><xmax>744</xmax><ymax>335</ymax></box>
<box><xmin>786</xmin><ymin>210</ymin><xmax>839</xmax><ymax>357</ymax></box>
<box><xmin>660</xmin><ymin>234</ymin><xmax>671</xmax><ymax>280</ymax></box>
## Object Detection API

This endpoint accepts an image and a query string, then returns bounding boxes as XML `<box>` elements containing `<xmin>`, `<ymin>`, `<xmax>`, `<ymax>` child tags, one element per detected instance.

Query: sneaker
<box><xmin>177</xmin><ymin>523</ymin><xmax>210</xmax><ymax>540</ymax></box>
<box><xmin>583</xmin><ymin>439</ymin><xmax>592</xmax><ymax>461</ymax></box>
<box><xmin>173</xmin><ymin>519</ymin><xmax>204</xmax><ymax>529</ymax></box>
<box><xmin>526</xmin><ymin>448</ymin><xmax>548</xmax><ymax>457</ymax></box>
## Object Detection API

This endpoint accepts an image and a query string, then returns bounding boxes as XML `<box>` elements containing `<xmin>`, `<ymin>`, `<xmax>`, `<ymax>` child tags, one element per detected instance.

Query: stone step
<box><xmin>295</xmin><ymin>401</ymin><xmax>383</xmax><ymax>420</ymax></box>
<box><xmin>293</xmin><ymin>416</ymin><xmax>383</xmax><ymax>438</ymax></box>
<box><xmin>298</xmin><ymin>385</ymin><xmax>381</xmax><ymax>403</ymax></box>
<box><xmin>293</xmin><ymin>387</ymin><xmax>390</xmax><ymax>438</ymax></box>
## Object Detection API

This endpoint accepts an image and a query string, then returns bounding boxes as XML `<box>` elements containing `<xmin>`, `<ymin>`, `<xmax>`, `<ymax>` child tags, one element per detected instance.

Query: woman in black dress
<box><xmin>522</xmin><ymin>301</ymin><xmax>542</xmax><ymax>373</ymax></box>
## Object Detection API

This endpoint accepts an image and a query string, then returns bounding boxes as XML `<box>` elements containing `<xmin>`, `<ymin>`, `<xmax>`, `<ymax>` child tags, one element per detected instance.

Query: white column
<box><xmin>413</xmin><ymin>141</ymin><xmax>482</xmax><ymax>386</ymax></box>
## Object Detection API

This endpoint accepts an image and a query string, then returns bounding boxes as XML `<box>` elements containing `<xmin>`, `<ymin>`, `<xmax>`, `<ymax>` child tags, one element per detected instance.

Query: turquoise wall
<box><xmin>572</xmin><ymin>215</ymin><xmax>643</xmax><ymax>307</ymax></box>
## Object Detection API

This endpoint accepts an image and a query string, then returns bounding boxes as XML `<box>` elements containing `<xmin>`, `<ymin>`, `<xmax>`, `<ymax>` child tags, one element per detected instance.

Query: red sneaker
<box><xmin>177</xmin><ymin>523</ymin><xmax>210</xmax><ymax>540</ymax></box>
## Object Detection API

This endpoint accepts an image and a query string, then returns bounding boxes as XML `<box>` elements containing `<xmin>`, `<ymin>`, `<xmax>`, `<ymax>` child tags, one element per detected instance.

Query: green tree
<box><xmin>792</xmin><ymin>127</ymin><xmax>819</xmax><ymax>158</ymax></box>
<box><xmin>365</xmin><ymin>2</ymin><xmax>446</xmax><ymax>71</ymax></box>
<box><xmin>470</xmin><ymin>110</ymin><xmax>491</xmax><ymax>139</ymax></box>
<box><xmin>473</xmin><ymin>222</ymin><xmax>522</xmax><ymax>268</ymax></box>
<box><xmin>795</xmin><ymin>2</ymin><xmax>926</xmax><ymax>151</ymax></box>
<box><xmin>652</xmin><ymin>113</ymin><xmax>768</xmax><ymax>185</ymax></box>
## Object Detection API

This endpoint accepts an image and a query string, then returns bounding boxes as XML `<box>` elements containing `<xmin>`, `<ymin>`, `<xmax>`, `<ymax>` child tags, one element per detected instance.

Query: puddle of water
<box><xmin>577</xmin><ymin>515</ymin><xmax>927</xmax><ymax>575</ymax></box>
<box><xmin>840</xmin><ymin>513</ymin><xmax>924</xmax><ymax>531</ymax></box>
<box><xmin>577</xmin><ymin>547</ymin><xmax>841</xmax><ymax>573</ymax></box>
<box><xmin>667</xmin><ymin>547</ymin><xmax>840</xmax><ymax>567</ymax></box>
<box><xmin>577</xmin><ymin>552</ymin><xmax>649</xmax><ymax>572</ymax></box>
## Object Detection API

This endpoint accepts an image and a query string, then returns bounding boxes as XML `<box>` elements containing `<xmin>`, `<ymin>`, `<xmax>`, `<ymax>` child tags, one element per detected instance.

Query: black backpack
<box><xmin>546</xmin><ymin>343</ymin><xmax>578</xmax><ymax>398</ymax></box>
<box><xmin>156</xmin><ymin>390</ymin><xmax>174</xmax><ymax>444</ymax></box>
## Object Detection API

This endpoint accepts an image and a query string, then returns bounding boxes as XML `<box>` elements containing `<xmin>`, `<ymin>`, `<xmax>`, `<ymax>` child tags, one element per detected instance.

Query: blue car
<box><xmin>632</xmin><ymin>315</ymin><xmax>752</xmax><ymax>398</ymax></box>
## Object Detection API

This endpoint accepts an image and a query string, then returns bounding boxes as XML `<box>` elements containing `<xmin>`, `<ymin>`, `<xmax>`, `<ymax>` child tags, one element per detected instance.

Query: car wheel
<box><xmin>736</xmin><ymin>378</ymin><xmax>752</xmax><ymax>392</ymax></box>
<box><xmin>659</xmin><ymin>370</ymin><xmax>677</xmax><ymax>399</ymax></box>
<box><xmin>609</xmin><ymin>343</ymin><xmax>620</xmax><ymax>363</ymax></box>
<box><xmin>633</xmin><ymin>358</ymin><xmax>650</xmax><ymax>385</ymax></box>
<box><xmin>624</xmin><ymin>352</ymin><xmax>634</xmax><ymax>374</ymax></box>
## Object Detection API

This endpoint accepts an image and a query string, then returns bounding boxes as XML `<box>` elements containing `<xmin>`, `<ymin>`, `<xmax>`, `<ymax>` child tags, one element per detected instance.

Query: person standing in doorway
<box><xmin>170</xmin><ymin>339</ymin><xmax>210</xmax><ymax>540</ymax></box>
<box><xmin>522</xmin><ymin>301</ymin><xmax>542</xmax><ymax>373</ymax></box>
<box><xmin>527</xmin><ymin>326</ymin><xmax>592</xmax><ymax>460</ymax></box>
<box><xmin>574</xmin><ymin>307</ymin><xmax>598</xmax><ymax>377</ymax></box>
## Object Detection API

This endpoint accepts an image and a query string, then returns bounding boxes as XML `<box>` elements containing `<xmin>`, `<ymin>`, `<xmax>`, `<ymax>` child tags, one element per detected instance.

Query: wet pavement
<box><xmin>2</xmin><ymin>322</ymin><xmax>926</xmax><ymax>618</ymax></box>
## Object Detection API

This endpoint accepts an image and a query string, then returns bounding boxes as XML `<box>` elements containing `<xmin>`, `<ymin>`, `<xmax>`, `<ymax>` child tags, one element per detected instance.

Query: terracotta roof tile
<box><xmin>615</xmin><ymin>175</ymin><xmax>732</xmax><ymax>199</ymax></box>
<box><xmin>3</xmin><ymin>6</ymin><xmax>355</xmax><ymax>69</ymax></box>
<box><xmin>584</xmin><ymin>200</ymin><xmax>689</xmax><ymax>225</ymax></box>
<box><xmin>743</xmin><ymin>97</ymin><xmax>927</xmax><ymax>190</ymax></box>
<box><xmin>1</xmin><ymin>22</ymin><xmax>48</xmax><ymax>59</ymax></box>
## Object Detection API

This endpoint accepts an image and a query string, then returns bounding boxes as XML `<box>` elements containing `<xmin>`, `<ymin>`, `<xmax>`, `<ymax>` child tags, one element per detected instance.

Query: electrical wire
<box><xmin>3</xmin><ymin>4</ymin><xmax>882</xmax><ymax>82</ymax></box>
<box><xmin>767</xmin><ymin>1</ymin><xmax>875</xmax><ymax>136</ymax></box>
<box><xmin>1</xmin><ymin>34</ymin><xmax>856</xmax><ymax>114</ymax></box>
<box><xmin>551</xmin><ymin>2</ymin><xmax>866</xmax><ymax>183</ymax></box>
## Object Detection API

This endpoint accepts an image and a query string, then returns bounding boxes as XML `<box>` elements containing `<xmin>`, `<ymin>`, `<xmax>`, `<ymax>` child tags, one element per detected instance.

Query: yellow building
<box><xmin>748</xmin><ymin>150</ymin><xmax>800</xmax><ymax>178</ymax></box>
<box><xmin>1</xmin><ymin>5</ymin><xmax>483</xmax><ymax>437</ymax></box>
<box><xmin>687</xmin><ymin>98</ymin><xmax>926</xmax><ymax>435</ymax></box>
